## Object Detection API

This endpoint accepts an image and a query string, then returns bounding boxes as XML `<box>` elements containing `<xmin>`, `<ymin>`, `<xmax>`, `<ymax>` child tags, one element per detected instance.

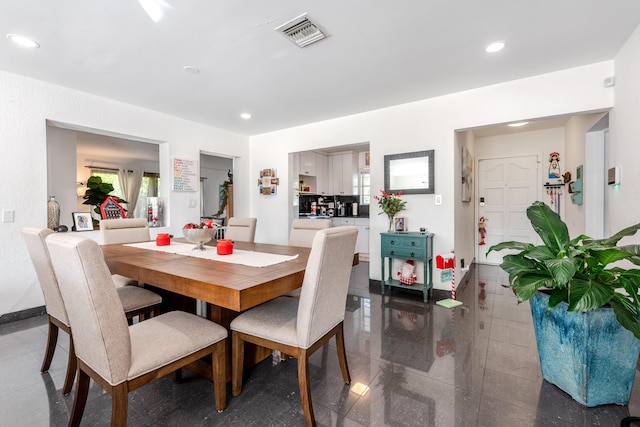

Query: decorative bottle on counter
<box><xmin>47</xmin><ymin>196</ymin><xmax>60</xmax><ymax>230</ymax></box>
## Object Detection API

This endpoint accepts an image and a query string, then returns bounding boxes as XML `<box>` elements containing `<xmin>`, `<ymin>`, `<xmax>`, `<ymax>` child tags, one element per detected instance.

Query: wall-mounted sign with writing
<box><xmin>173</xmin><ymin>158</ymin><xmax>198</xmax><ymax>192</ymax></box>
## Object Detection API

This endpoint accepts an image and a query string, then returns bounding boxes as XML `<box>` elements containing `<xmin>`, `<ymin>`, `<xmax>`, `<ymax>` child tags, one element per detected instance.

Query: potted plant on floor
<box><xmin>488</xmin><ymin>201</ymin><xmax>640</xmax><ymax>407</ymax></box>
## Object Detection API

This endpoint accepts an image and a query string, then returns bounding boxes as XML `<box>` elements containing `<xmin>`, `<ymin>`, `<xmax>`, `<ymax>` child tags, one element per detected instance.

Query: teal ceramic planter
<box><xmin>530</xmin><ymin>291</ymin><xmax>640</xmax><ymax>407</ymax></box>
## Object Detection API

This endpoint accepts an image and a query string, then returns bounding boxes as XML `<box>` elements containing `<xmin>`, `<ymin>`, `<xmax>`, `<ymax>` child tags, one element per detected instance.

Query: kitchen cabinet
<box><xmin>316</xmin><ymin>153</ymin><xmax>328</xmax><ymax>194</ymax></box>
<box><xmin>332</xmin><ymin>217</ymin><xmax>369</xmax><ymax>254</ymax></box>
<box><xmin>298</xmin><ymin>152</ymin><xmax>328</xmax><ymax>194</ymax></box>
<box><xmin>299</xmin><ymin>151</ymin><xmax>317</xmax><ymax>176</ymax></box>
<box><xmin>380</xmin><ymin>232</ymin><xmax>434</xmax><ymax>302</ymax></box>
<box><xmin>329</xmin><ymin>152</ymin><xmax>358</xmax><ymax>195</ymax></box>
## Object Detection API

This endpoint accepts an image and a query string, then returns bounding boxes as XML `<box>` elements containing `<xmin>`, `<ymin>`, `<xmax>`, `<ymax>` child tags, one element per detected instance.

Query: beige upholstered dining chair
<box><xmin>285</xmin><ymin>218</ymin><xmax>333</xmax><ymax>298</ymax></box>
<box><xmin>224</xmin><ymin>217</ymin><xmax>257</xmax><ymax>243</ymax></box>
<box><xmin>288</xmin><ymin>219</ymin><xmax>332</xmax><ymax>248</ymax></box>
<box><xmin>100</xmin><ymin>218</ymin><xmax>151</xmax><ymax>287</ymax></box>
<box><xmin>21</xmin><ymin>227</ymin><xmax>162</xmax><ymax>396</ymax></box>
<box><xmin>46</xmin><ymin>233</ymin><xmax>227</xmax><ymax>426</ymax></box>
<box><xmin>231</xmin><ymin>226</ymin><xmax>358</xmax><ymax>427</ymax></box>
<box><xmin>100</xmin><ymin>217</ymin><xmax>150</xmax><ymax>244</ymax></box>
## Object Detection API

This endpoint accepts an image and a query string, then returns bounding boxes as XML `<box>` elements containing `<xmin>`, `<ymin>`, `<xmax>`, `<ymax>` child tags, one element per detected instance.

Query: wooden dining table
<box><xmin>102</xmin><ymin>239</ymin><xmax>357</xmax><ymax>379</ymax></box>
<box><xmin>102</xmin><ymin>239</ymin><xmax>311</xmax><ymax>315</ymax></box>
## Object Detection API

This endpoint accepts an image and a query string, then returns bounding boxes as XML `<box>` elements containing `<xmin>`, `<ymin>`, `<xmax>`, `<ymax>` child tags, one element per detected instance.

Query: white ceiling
<box><xmin>3</xmin><ymin>1</ymin><xmax>640</xmax><ymax>136</ymax></box>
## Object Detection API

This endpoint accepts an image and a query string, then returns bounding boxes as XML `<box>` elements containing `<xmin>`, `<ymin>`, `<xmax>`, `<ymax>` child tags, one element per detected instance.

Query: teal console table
<box><xmin>380</xmin><ymin>232</ymin><xmax>434</xmax><ymax>302</ymax></box>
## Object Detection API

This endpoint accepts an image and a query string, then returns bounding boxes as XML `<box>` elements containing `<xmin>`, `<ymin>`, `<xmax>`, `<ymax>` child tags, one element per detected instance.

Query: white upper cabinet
<box><xmin>316</xmin><ymin>153</ymin><xmax>328</xmax><ymax>195</ymax></box>
<box><xmin>329</xmin><ymin>152</ymin><xmax>358</xmax><ymax>195</ymax></box>
<box><xmin>299</xmin><ymin>151</ymin><xmax>317</xmax><ymax>176</ymax></box>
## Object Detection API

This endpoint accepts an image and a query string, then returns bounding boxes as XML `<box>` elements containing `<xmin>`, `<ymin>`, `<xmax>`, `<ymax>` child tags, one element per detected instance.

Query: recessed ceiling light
<box><xmin>183</xmin><ymin>66</ymin><xmax>200</xmax><ymax>74</ymax></box>
<box><xmin>485</xmin><ymin>41</ymin><xmax>505</xmax><ymax>53</ymax></box>
<box><xmin>7</xmin><ymin>34</ymin><xmax>40</xmax><ymax>48</ymax></box>
<box><xmin>240</xmin><ymin>113</ymin><xmax>252</xmax><ymax>120</ymax></box>
<box><xmin>508</xmin><ymin>121</ymin><xmax>529</xmax><ymax>127</ymax></box>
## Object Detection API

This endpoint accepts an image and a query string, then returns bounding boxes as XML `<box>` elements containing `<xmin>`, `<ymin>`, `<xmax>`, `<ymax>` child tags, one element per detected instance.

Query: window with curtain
<box><xmin>360</xmin><ymin>170</ymin><xmax>370</xmax><ymax>205</ymax></box>
<box><xmin>91</xmin><ymin>170</ymin><xmax>160</xmax><ymax>219</ymax></box>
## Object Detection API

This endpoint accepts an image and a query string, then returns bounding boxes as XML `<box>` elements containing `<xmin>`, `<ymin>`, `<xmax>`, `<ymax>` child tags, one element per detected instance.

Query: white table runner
<box><xmin>124</xmin><ymin>241</ymin><xmax>299</xmax><ymax>268</ymax></box>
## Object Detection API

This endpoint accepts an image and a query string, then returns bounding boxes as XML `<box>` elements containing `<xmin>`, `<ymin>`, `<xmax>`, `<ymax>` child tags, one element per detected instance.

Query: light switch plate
<box><xmin>2</xmin><ymin>210</ymin><xmax>15</xmax><ymax>223</ymax></box>
<box><xmin>435</xmin><ymin>195</ymin><xmax>442</xmax><ymax>205</ymax></box>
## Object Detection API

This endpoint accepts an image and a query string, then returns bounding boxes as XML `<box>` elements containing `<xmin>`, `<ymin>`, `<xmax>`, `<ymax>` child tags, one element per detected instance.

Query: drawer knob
<box><xmin>411</xmin><ymin>241</ymin><xmax>416</xmax><ymax>246</ymax></box>
<box><xmin>411</xmin><ymin>252</ymin><xmax>415</xmax><ymax>257</ymax></box>
<box><xmin>390</xmin><ymin>251</ymin><xmax>395</xmax><ymax>255</ymax></box>
<box><xmin>390</xmin><ymin>240</ymin><xmax>395</xmax><ymax>245</ymax></box>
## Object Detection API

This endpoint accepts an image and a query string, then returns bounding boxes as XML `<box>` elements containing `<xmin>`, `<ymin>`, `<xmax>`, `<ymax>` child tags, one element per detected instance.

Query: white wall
<box><xmin>47</xmin><ymin>126</ymin><xmax>78</xmax><ymax>227</ymax></box>
<box><xmin>562</xmin><ymin>113</ymin><xmax>607</xmax><ymax>237</ymax></box>
<box><xmin>610</xmin><ymin>25</ymin><xmax>640</xmax><ymax>240</ymax></box>
<box><xmin>249</xmin><ymin>62</ymin><xmax>615</xmax><ymax>289</ymax></box>
<box><xmin>0</xmin><ymin>70</ymin><xmax>250</xmax><ymax>316</ymax></box>
<box><xmin>454</xmin><ymin>130</ymin><xmax>476</xmax><ymax>275</ymax></box>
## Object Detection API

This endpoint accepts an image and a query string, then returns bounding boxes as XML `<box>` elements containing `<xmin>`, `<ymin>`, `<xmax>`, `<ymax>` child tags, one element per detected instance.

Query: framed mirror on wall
<box><xmin>384</xmin><ymin>150</ymin><xmax>434</xmax><ymax>195</ymax></box>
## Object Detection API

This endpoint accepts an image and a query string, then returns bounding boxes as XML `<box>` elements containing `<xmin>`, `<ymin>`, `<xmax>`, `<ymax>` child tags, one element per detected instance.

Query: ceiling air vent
<box><xmin>275</xmin><ymin>14</ymin><xmax>328</xmax><ymax>48</ymax></box>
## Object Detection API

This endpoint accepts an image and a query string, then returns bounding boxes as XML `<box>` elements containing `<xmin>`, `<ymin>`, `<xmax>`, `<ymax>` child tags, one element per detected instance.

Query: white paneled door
<box><xmin>477</xmin><ymin>155</ymin><xmax>539</xmax><ymax>264</ymax></box>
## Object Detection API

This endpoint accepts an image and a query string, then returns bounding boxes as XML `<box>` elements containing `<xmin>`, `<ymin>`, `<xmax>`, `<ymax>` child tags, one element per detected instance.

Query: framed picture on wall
<box><xmin>461</xmin><ymin>146</ymin><xmax>473</xmax><ymax>202</ymax></box>
<box><xmin>72</xmin><ymin>212</ymin><xmax>93</xmax><ymax>231</ymax></box>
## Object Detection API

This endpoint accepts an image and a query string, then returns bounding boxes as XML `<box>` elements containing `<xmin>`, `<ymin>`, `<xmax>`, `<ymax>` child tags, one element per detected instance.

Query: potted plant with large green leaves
<box><xmin>488</xmin><ymin>201</ymin><xmax>640</xmax><ymax>407</ymax></box>
<box><xmin>82</xmin><ymin>176</ymin><xmax>127</xmax><ymax>228</ymax></box>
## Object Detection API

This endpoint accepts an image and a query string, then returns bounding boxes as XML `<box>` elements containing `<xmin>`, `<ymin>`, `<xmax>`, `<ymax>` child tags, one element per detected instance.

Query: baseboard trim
<box><xmin>0</xmin><ymin>306</ymin><xmax>46</xmax><ymax>325</ymax></box>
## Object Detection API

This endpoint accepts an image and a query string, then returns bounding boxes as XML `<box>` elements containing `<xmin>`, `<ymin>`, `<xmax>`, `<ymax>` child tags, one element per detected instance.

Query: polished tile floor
<box><xmin>1</xmin><ymin>262</ymin><xmax>639</xmax><ymax>426</ymax></box>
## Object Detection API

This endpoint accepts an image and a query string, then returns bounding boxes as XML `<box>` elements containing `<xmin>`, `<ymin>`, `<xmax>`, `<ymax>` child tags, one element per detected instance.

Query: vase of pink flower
<box><xmin>374</xmin><ymin>190</ymin><xmax>407</xmax><ymax>232</ymax></box>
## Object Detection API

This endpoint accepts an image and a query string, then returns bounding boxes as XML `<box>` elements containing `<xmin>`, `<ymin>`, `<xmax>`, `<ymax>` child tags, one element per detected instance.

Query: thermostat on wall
<box><xmin>608</xmin><ymin>166</ymin><xmax>620</xmax><ymax>185</ymax></box>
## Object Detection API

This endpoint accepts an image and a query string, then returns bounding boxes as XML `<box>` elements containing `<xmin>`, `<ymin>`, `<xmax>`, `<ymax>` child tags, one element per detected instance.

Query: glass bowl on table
<box><xmin>183</xmin><ymin>226</ymin><xmax>215</xmax><ymax>251</ymax></box>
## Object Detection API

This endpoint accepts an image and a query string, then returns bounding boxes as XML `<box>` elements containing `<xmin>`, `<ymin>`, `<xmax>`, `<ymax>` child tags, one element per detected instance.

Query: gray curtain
<box><xmin>118</xmin><ymin>169</ymin><xmax>143</xmax><ymax>217</ymax></box>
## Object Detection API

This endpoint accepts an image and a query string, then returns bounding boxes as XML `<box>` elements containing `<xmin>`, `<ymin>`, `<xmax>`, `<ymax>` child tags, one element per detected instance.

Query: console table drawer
<box><xmin>382</xmin><ymin>247</ymin><xmax>424</xmax><ymax>259</ymax></box>
<box><xmin>381</xmin><ymin>235</ymin><xmax>426</xmax><ymax>250</ymax></box>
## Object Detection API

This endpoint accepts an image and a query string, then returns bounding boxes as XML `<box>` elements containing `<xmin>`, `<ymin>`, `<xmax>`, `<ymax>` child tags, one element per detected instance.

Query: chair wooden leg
<box><xmin>62</xmin><ymin>337</ymin><xmax>77</xmax><ymax>395</ymax></box>
<box><xmin>41</xmin><ymin>317</ymin><xmax>59</xmax><ymax>372</ymax></box>
<box><xmin>297</xmin><ymin>349</ymin><xmax>316</xmax><ymax>427</ymax></box>
<box><xmin>335</xmin><ymin>324</ymin><xmax>351</xmax><ymax>384</ymax></box>
<box><xmin>231</xmin><ymin>331</ymin><xmax>244</xmax><ymax>396</ymax></box>
<box><xmin>69</xmin><ymin>368</ymin><xmax>90</xmax><ymax>427</ymax></box>
<box><xmin>212</xmin><ymin>340</ymin><xmax>227</xmax><ymax>411</ymax></box>
<box><xmin>172</xmin><ymin>368</ymin><xmax>183</xmax><ymax>383</ymax></box>
<box><xmin>111</xmin><ymin>383</ymin><xmax>128</xmax><ymax>427</ymax></box>
<box><xmin>151</xmin><ymin>303</ymin><xmax>160</xmax><ymax>318</ymax></box>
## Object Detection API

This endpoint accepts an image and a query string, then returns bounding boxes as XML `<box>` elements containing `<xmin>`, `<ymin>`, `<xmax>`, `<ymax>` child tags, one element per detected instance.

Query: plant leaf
<box><xmin>589</xmin><ymin>247</ymin><xmax>634</xmax><ymax>267</ymax></box>
<box><xmin>548</xmin><ymin>288</ymin><xmax>568</xmax><ymax>309</ymax></box>
<box><xmin>566</xmin><ymin>277</ymin><xmax>614</xmax><ymax>311</ymax></box>
<box><xmin>609</xmin><ymin>294</ymin><xmax>640</xmax><ymax>340</ymax></box>
<box><xmin>619</xmin><ymin>245</ymin><xmax>640</xmax><ymax>266</ymax></box>
<box><xmin>526</xmin><ymin>201</ymin><xmax>570</xmax><ymax>254</ymax></box>
<box><xmin>524</xmin><ymin>245</ymin><xmax>555</xmax><ymax>261</ymax></box>
<box><xmin>512</xmin><ymin>274</ymin><xmax>554</xmax><ymax>302</ymax></box>
<box><xmin>544</xmin><ymin>257</ymin><xmax>576</xmax><ymax>285</ymax></box>
<box><xmin>597</xmin><ymin>222</ymin><xmax>640</xmax><ymax>246</ymax></box>
<box><xmin>487</xmin><ymin>241</ymin><xmax>531</xmax><ymax>254</ymax></box>
<box><xmin>500</xmin><ymin>255</ymin><xmax>538</xmax><ymax>286</ymax></box>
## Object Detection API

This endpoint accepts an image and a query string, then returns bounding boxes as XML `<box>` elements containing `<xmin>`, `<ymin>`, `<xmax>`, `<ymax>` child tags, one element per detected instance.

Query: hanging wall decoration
<box><xmin>548</xmin><ymin>152</ymin><xmax>562</xmax><ymax>182</ymax></box>
<box><xmin>461</xmin><ymin>146</ymin><xmax>473</xmax><ymax>202</ymax></box>
<box><xmin>172</xmin><ymin>158</ymin><xmax>198</xmax><ymax>192</ymax></box>
<box><xmin>258</xmin><ymin>168</ymin><xmax>278</xmax><ymax>195</ymax></box>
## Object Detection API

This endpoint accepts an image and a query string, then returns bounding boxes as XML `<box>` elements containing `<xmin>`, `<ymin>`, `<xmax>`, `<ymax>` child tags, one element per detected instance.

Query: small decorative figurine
<box><xmin>478</xmin><ymin>216</ymin><xmax>487</xmax><ymax>246</ymax></box>
<box><xmin>548</xmin><ymin>152</ymin><xmax>561</xmax><ymax>179</ymax></box>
